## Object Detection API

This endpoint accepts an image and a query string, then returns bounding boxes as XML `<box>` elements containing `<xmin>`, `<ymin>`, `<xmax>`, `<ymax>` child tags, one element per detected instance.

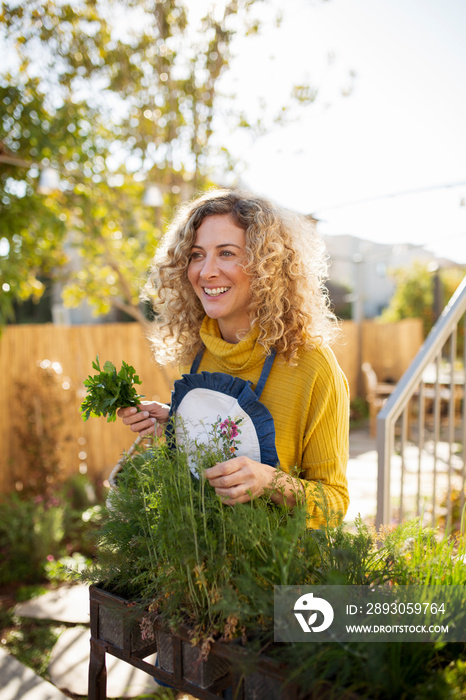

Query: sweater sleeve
<box><xmin>298</xmin><ymin>350</ymin><xmax>350</xmax><ymax>528</ymax></box>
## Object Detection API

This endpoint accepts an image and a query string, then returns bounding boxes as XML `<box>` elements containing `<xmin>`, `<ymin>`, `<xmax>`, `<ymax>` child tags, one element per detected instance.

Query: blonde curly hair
<box><xmin>144</xmin><ymin>188</ymin><xmax>338</xmax><ymax>365</ymax></box>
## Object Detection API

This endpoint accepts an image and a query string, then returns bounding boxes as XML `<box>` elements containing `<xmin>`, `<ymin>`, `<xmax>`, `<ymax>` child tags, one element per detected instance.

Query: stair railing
<box><xmin>376</xmin><ymin>275</ymin><xmax>466</xmax><ymax>529</ymax></box>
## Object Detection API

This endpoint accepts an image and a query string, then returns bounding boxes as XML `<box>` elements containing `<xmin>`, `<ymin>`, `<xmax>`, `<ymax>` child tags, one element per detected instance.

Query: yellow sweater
<box><xmin>182</xmin><ymin>317</ymin><xmax>350</xmax><ymax>528</ymax></box>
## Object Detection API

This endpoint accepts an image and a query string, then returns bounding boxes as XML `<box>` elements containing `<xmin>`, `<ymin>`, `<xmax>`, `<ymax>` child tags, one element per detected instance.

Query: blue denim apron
<box><xmin>167</xmin><ymin>347</ymin><xmax>279</xmax><ymax>470</ymax></box>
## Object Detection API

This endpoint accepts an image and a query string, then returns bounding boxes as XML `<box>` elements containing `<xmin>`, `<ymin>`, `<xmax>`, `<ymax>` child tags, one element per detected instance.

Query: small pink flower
<box><xmin>220</xmin><ymin>418</ymin><xmax>239</xmax><ymax>439</ymax></box>
<box><xmin>46</xmin><ymin>555</ymin><xmax>55</xmax><ymax>562</ymax></box>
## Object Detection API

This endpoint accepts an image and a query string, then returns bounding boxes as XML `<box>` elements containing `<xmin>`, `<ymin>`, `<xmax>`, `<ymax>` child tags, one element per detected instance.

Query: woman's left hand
<box><xmin>204</xmin><ymin>457</ymin><xmax>276</xmax><ymax>505</ymax></box>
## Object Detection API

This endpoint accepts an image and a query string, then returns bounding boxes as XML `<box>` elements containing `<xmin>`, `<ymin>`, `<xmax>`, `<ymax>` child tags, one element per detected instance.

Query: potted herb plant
<box><xmin>81</xmin><ymin>359</ymin><xmax>466</xmax><ymax>700</ymax></box>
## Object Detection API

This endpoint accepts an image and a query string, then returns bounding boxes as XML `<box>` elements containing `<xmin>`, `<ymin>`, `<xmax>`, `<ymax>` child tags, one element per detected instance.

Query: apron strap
<box><xmin>190</xmin><ymin>347</ymin><xmax>205</xmax><ymax>374</ymax></box>
<box><xmin>254</xmin><ymin>348</ymin><xmax>276</xmax><ymax>399</ymax></box>
<box><xmin>189</xmin><ymin>345</ymin><xmax>276</xmax><ymax>399</ymax></box>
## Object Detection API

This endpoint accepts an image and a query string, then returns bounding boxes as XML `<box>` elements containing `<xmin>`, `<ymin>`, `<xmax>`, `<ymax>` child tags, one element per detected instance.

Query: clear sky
<box><xmin>213</xmin><ymin>0</ymin><xmax>466</xmax><ymax>264</ymax></box>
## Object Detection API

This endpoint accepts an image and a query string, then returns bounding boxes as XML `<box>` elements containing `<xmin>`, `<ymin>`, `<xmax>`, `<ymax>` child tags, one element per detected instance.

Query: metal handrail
<box><xmin>376</xmin><ymin>275</ymin><xmax>466</xmax><ymax>528</ymax></box>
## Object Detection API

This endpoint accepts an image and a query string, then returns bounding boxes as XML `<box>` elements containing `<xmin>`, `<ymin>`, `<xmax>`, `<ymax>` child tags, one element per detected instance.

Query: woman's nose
<box><xmin>200</xmin><ymin>255</ymin><xmax>219</xmax><ymax>279</ymax></box>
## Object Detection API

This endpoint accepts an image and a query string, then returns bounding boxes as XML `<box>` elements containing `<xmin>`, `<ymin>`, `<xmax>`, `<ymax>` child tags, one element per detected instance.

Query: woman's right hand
<box><xmin>117</xmin><ymin>401</ymin><xmax>169</xmax><ymax>437</ymax></box>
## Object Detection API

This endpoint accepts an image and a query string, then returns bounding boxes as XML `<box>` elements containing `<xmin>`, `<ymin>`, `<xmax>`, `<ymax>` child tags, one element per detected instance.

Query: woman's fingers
<box><xmin>117</xmin><ymin>401</ymin><xmax>169</xmax><ymax>435</ymax></box>
<box><xmin>130</xmin><ymin>414</ymin><xmax>156</xmax><ymax>435</ymax></box>
<box><xmin>204</xmin><ymin>459</ymin><xmax>239</xmax><ymax>485</ymax></box>
<box><xmin>137</xmin><ymin>401</ymin><xmax>170</xmax><ymax>424</ymax></box>
<box><xmin>149</xmin><ymin>403</ymin><xmax>170</xmax><ymax>423</ymax></box>
<box><xmin>117</xmin><ymin>406</ymin><xmax>155</xmax><ymax>434</ymax></box>
<box><xmin>204</xmin><ymin>457</ymin><xmax>274</xmax><ymax>503</ymax></box>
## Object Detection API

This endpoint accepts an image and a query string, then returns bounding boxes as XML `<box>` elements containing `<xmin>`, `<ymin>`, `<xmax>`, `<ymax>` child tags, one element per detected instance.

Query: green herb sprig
<box><xmin>80</xmin><ymin>355</ymin><xmax>144</xmax><ymax>422</ymax></box>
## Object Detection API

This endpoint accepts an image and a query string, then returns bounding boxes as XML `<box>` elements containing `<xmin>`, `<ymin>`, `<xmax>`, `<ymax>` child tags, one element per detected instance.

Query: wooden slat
<box><xmin>0</xmin><ymin>323</ymin><xmax>179</xmax><ymax>494</ymax></box>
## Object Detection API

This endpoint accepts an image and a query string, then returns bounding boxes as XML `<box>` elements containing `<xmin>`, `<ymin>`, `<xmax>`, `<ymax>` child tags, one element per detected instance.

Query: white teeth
<box><xmin>204</xmin><ymin>287</ymin><xmax>229</xmax><ymax>296</ymax></box>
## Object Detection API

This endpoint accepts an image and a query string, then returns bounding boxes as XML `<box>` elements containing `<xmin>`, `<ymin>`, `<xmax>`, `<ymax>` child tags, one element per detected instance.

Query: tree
<box><xmin>1</xmin><ymin>0</ymin><xmax>344</xmax><ymax>326</ymax></box>
<box><xmin>381</xmin><ymin>261</ymin><xmax>465</xmax><ymax>339</ymax></box>
<box><xmin>0</xmin><ymin>83</ymin><xmax>72</xmax><ymax>322</ymax></box>
<box><xmin>0</xmin><ymin>0</ymin><xmax>275</xmax><ymax>324</ymax></box>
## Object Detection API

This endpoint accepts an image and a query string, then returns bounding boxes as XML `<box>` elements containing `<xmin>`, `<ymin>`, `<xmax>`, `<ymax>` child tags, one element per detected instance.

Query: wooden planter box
<box><xmin>88</xmin><ymin>584</ymin><xmax>299</xmax><ymax>700</ymax></box>
<box><xmin>155</xmin><ymin>625</ymin><xmax>230</xmax><ymax>688</ymax></box>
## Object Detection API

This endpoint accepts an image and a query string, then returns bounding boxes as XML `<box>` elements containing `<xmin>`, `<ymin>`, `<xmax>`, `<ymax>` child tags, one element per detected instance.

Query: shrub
<box><xmin>0</xmin><ymin>474</ymin><xmax>103</xmax><ymax>585</ymax></box>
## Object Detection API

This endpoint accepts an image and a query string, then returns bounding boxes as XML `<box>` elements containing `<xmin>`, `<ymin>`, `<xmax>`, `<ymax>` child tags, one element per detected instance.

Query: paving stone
<box><xmin>13</xmin><ymin>583</ymin><xmax>90</xmax><ymax>624</ymax></box>
<box><xmin>0</xmin><ymin>647</ymin><xmax>68</xmax><ymax>700</ymax></box>
<box><xmin>48</xmin><ymin>625</ymin><xmax>159</xmax><ymax>698</ymax></box>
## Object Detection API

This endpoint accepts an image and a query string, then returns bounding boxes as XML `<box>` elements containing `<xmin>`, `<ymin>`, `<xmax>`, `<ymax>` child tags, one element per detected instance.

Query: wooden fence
<box><xmin>0</xmin><ymin>318</ymin><xmax>422</xmax><ymax>495</ymax></box>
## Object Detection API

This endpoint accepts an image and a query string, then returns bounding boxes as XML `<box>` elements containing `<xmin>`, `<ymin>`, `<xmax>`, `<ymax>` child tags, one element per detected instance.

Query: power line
<box><xmin>311</xmin><ymin>180</ymin><xmax>466</xmax><ymax>215</ymax></box>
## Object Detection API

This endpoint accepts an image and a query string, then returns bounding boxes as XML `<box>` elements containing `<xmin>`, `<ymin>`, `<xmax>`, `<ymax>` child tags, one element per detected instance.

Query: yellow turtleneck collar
<box><xmin>199</xmin><ymin>316</ymin><xmax>267</xmax><ymax>373</ymax></box>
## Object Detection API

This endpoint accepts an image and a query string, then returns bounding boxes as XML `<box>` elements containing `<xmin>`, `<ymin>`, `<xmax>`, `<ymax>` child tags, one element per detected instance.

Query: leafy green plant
<box><xmin>86</xmin><ymin>419</ymin><xmax>303</xmax><ymax>633</ymax></box>
<box><xmin>272</xmin><ymin>520</ymin><xmax>466</xmax><ymax>699</ymax></box>
<box><xmin>44</xmin><ymin>552</ymin><xmax>92</xmax><ymax>584</ymax></box>
<box><xmin>83</xmin><ymin>416</ymin><xmax>466</xmax><ymax>698</ymax></box>
<box><xmin>0</xmin><ymin>494</ymin><xmax>63</xmax><ymax>584</ymax></box>
<box><xmin>0</xmin><ymin>475</ymin><xmax>103</xmax><ymax>585</ymax></box>
<box><xmin>84</xmin><ymin>418</ymin><xmax>390</xmax><ymax>644</ymax></box>
<box><xmin>80</xmin><ymin>356</ymin><xmax>144</xmax><ymax>422</ymax></box>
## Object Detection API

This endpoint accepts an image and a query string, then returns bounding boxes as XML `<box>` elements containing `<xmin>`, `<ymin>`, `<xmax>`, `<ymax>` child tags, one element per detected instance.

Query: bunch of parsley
<box><xmin>81</xmin><ymin>355</ymin><xmax>144</xmax><ymax>422</ymax></box>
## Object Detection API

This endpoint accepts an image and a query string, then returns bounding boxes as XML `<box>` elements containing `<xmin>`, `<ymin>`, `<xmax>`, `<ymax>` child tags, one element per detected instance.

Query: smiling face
<box><xmin>187</xmin><ymin>214</ymin><xmax>251</xmax><ymax>343</ymax></box>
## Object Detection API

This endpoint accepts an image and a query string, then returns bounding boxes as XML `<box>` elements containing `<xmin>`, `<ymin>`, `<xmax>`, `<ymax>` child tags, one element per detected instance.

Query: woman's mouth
<box><xmin>203</xmin><ymin>287</ymin><xmax>230</xmax><ymax>297</ymax></box>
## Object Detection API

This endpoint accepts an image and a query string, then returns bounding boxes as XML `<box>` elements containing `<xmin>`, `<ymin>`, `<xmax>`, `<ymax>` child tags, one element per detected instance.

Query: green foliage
<box><xmin>0</xmin><ymin>0</ymin><xmax>332</xmax><ymax>326</ymax></box>
<box><xmin>377</xmin><ymin>519</ymin><xmax>466</xmax><ymax>585</ymax></box>
<box><xmin>85</xmin><ymin>420</ymin><xmax>319</xmax><ymax>638</ymax></box>
<box><xmin>44</xmin><ymin>552</ymin><xmax>92</xmax><ymax>584</ymax></box>
<box><xmin>84</xmin><ymin>417</ymin><xmax>466</xmax><ymax>697</ymax></box>
<box><xmin>270</xmin><ymin>519</ymin><xmax>466</xmax><ymax>699</ymax></box>
<box><xmin>0</xmin><ymin>493</ymin><xmax>66</xmax><ymax>584</ymax></box>
<box><xmin>0</xmin><ymin>0</ymin><xmax>270</xmax><ymax>324</ymax></box>
<box><xmin>381</xmin><ymin>262</ymin><xmax>465</xmax><ymax>339</ymax></box>
<box><xmin>381</xmin><ymin>261</ymin><xmax>435</xmax><ymax>335</ymax></box>
<box><xmin>60</xmin><ymin>176</ymin><xmax>163</xmax><ymax>322</ymax></box>
<box><xmin>274</xmin><ymin>635</ymin><xmax>461</xmax><ymax>699</ymax></box>
<box><xmin>443</xmin><ymin>659</ymin><xmax>466</xmax><ymax>699</ymax></box>
<box><xmin>0</xmin><ymin>475</ymin><xmax>103</xmax><ymax>585</ymax></box>
<box><xmin>80</xmin><ymin>355</ymin><xmax>144</xmax><ymax>422</ymax></box>
<box><xmin>86</xmin><ymin>422</ymin><xmax>433</xmax><ymax>643</ymax></box>
<box><xmin>0</xmin><ymin>79</ymin><xmax>89</xmax><ymax>324</ymax></box>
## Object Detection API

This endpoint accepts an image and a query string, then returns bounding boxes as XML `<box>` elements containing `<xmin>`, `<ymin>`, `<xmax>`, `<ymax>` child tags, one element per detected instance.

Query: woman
<box><xmin>118</xmin><ymin>188</ymin><xmax>349</xmax><ymax>528</ymax></box>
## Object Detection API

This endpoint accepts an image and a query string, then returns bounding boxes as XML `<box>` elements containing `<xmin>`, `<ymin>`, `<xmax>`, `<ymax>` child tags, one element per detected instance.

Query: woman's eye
<box><xmin>220</xmin><ymin>250</ymin><xmax>234</xmax><ymax>257</ymax></box>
